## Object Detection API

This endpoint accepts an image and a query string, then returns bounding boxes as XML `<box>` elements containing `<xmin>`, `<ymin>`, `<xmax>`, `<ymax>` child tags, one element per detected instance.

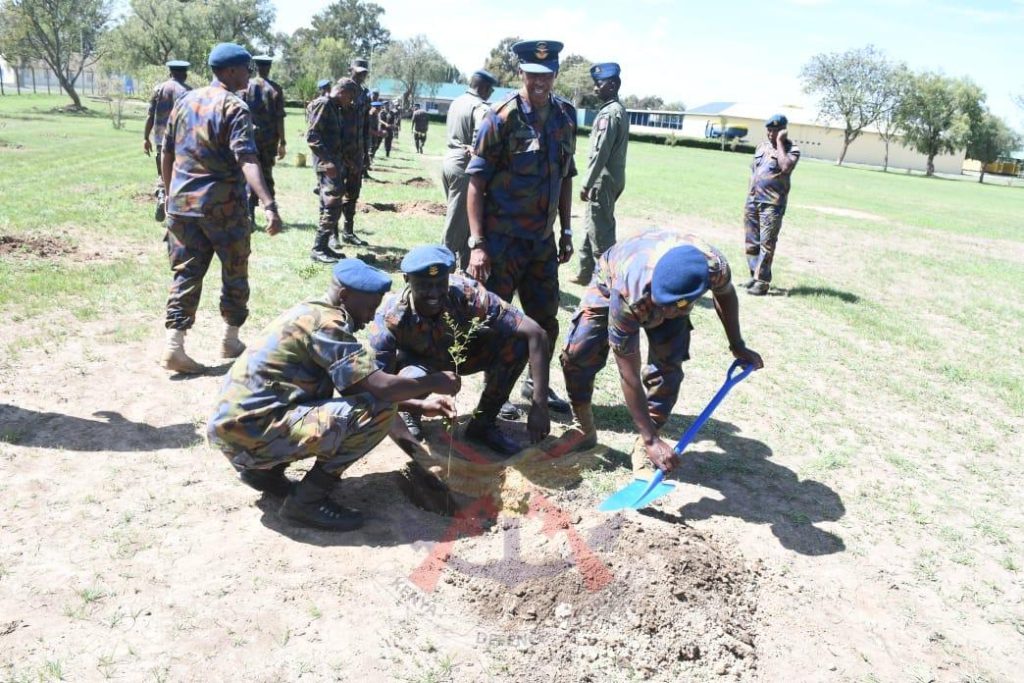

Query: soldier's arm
<box><xmin>580</xmin><ymin>117</ymin><xmax>614</xmax><ymax>191</ymax></box>
<box><xmin>143</xmin><ymin>90</ymin><xmax>157</xmax><ymax>154</ymax></box>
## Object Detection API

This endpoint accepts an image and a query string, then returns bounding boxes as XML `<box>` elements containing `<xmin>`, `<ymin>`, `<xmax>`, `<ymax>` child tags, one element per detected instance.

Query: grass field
<box><xmin>2</xmin><ymin>93</ymin><xmax>1023</xmax><ymax>681</ymax></box>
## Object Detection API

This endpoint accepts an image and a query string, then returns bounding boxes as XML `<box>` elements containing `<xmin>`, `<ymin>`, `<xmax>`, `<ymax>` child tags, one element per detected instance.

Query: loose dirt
<box><xmin>0</xmin><ymin>234</ymin><xmax>75</xmax><ymax>259</ymax></box>
<box><xmin>360</xmin><ymin>200</ymin><xmax>446</xmax><ymax>216</ymax></box>
<box><xmin>403</xmin><ymin>176</ymin><xmax>433</xmax><ymax>188</ymax></box>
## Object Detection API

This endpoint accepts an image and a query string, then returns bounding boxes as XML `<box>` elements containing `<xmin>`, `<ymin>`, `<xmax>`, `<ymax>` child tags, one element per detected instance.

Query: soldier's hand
<box><xmin>557</xmin><ymin>232</ymin><xmax>574</xmax><ymax>264</ymax></box>
<box><xmin>467</xmin><ymin>248</ymin><xmax>490</xmax><ymax>283</ymax></box>
<box><xmin>433</xmin><ymin>371</ymin><xmax>461</xmax><ymax>396</ymax></box>
<box><xmin>420</xmin><ymin>395</ymin><xmax>456</xmax><ymax>419</ymax></box>
<box><xmin>264</xmin><ymin>208</ymin><xmax>282</xmax><ymax>236</ymax></box>
<box><xmin>143</xmin><ymin>139</ymin><xmax>152</xmax><ymax>156</ymax></box>
<box><xmin>527</xmin><ymin>401</ymin><xmax>551</xmax><ymax>444</ymax></box>
<box><xmin>644</xmin><ymin>437</ymin><xmax>680</xmax><ymax>473</ymax></box>
<box><xmin>776</xmin><ymin>128</ymin><xmax>788</xmax><ymax>143</ymax></box>
<box><xmin>731</xmin><ymin>344</ymin><xmax>764</xmax><ymax>370</ymax></box>
<box><xmin>579</xmin><ymin>187</ymin><xmax>589</xmax><ymax>202</ymax></box>
<box><xmin>277</xmin><ymin>141</ymin><xmax>286</xmax><ymax>160</ymax></box>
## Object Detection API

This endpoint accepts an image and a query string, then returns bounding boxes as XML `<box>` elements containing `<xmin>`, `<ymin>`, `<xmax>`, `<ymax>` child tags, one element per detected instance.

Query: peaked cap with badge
<box><xmin>511</xmin><ymin>40</ymin><xmax>564</xmax><ymax>74</ymax></box>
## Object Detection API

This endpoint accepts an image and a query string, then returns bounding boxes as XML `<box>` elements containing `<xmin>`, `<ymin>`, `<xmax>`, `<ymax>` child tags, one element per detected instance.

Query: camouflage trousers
<box><xmin>340</xmin><ymin>160</ymin><xmax>363</xmax><ymax>225</ymax></box>
<box><xmin>578</xmin><ymin>181</ymin><xmax>622</xmax><ymax>280</ymax></box>
<box><xmin>484</xmin><ymin>233</ymin><xmax>560</xmax><ymax>357</ymax></box>
<box><xmin>744</xmin><ymin>200</ymin><xmax>785</xmax><ymax>284</ymax></box>
<box><xmin>395</xmin><ymin>331</ymin><xmax>529</xmax><ymax>422</ymax></box>
<box><xmin>164</xmin><ymin>213</ymin><xmax>250</xmax><ymax>330</ymax></box>
<box><xmin>212</xmin><ymin>393</ymin><xmax>397</xmax><ymax>477</ymax></box>
<box><xmin>247</xmin><ymin>144</ymin><xmax>277</xmax><ymax>216</ymax></box>
<box><xmin>560</xmin><ymin>306</ymin><xmax>691</xmax><ymax>427</ymax></box>
<box><xmin>317</xmin><ymin>159</ymin><xmax>347</xmax><ymax>238</ymax></box>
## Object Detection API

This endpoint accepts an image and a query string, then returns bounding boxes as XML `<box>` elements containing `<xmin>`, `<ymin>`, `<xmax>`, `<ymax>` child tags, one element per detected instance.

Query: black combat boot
<box><xmin>239</xmin><ymin>462</ymin><xmax>293</xmax><ymax>497</ymax></box>
<box><xmin>328</xmin><ymin>226</ymin><xmax>343</xmax><ymax>252</ymax></box>
<box><xmin>520</xmin><ymin>377</ymin><xmax>571</xmax><ymax>414</ymax></box>
<box><xmin>311</xmin><ymin>232</ymin><xmax>343</xmax><ymax>264</ymax></box>
<box><xmin>399</xmin><ymin>411</ymin><xmax>423</xmax><ymax>441</ymax></box>
<box><xmin>341</xmin><ymin>220</ymin><xmax>369</xmax><ymax>247</ymax></box>
<box><xmin>279</xmin><ymin>463</ymin><xmax>364</xmax><ymax>531</ymax></box>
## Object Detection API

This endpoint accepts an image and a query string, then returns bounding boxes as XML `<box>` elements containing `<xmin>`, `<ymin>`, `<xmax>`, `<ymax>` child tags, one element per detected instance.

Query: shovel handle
<box><xmin>672</xmin><ymin>360</ymin><xmax>754</xmax><ymax>456</ymax></box>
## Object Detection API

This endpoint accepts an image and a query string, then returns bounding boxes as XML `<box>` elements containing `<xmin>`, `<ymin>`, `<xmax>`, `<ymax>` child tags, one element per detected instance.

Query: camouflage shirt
<box><xmin>242</xmin><ymin>75</ymin><xmax>286</xmax><ymax>149</ymax></box>
<box><xmin>305</xmin><ymin>94</ymin><xmax>344</xmax><ymax>168</ymax></box>
<box><xmin>162</xmin><ymin>79</ymin><xmax>257</xmax><ymax>219</ymax></box>
<box><xmin>411</xmin><ymin>109</ymin><xmax>430</xmax><ymax>132</ymax></box>
<box><xmin>339</xmin><ymin>87</ymin><xmax>368</xmax><ymax>166</ymax></box>
<box><xmin>466</xmin><ymin>91</ymin><xmax>577</xmax><ymax>240</ymax></box>
<box><xmin>208</xmin><ymin>298</ymin><xmax>380</xmax><ymax>451</ymax></box>
<box><xmin>582</xmin><ymin>229</ymin><xmax>732</xmax><ymax>355</ymax></box>
<box><xmin>147</xmin><ymin>78</ymin><xmax>191</xmax><ymax>145</ymax></box>
<box><xmin>748</xmin><ymin>139</ymin><xmax>800</xmax><ymax>206</ymax></box>
<box><xmin>367</xmin><ymin>274</ymin><xmax>524</xmax><ymax>372</ymax></box>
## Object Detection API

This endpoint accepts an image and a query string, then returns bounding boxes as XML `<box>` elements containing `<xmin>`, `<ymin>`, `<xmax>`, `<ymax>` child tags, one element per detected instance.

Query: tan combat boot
<box><xmin>550</xmin><ymin>402</ymin><xmax>598</xmax><ymax>453</ymax></box>
<box><xmin>161</xmin><ymin>329</ymin><xmax>206</xmax><ymax>374</ymax></box>
<box><xmin>221</xmin><ymin>324</ymin><xmax>246</xmax><ymax>359</ymax></box>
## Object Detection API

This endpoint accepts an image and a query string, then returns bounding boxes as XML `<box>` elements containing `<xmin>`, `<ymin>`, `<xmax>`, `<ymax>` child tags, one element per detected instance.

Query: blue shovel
<box><xmin>598</xmin><ymin>359</ymin><xmax>755</xmax><ymax>512</ymax></box>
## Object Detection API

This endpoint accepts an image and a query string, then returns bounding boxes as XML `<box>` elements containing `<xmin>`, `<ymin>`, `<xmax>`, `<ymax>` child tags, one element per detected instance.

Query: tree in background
<box><xmin>482</xmin><ymin>36</ymin><xmax>521</xmax><ymax>87</ymax></box>
<box><xmin>307</xmin><ymin>0</ymin><xmax>390</xmax><ymax>59</ymax></box>
<box><xmin>800</xmin><ymin>45</ymin><xmax>894</xmax><ymax>166</ymax></box>
<box><xmin>376</xmin><ymin>35</ymin><xmax>448</xmax><ymax>108</ymax></box>
<box><xmin>554</xmin><ymin>54</ymin><xmax>599</xmax><ymax>109</ymax></box>
<box><xmin>965</xmin><ymin>111</ymin><xmax>1021</xmax><ymax>183</ymax></box>
<box><xmin>622</xmin><ymin>94</ymin><xmax>664</xmax><ymax>110</ymax></box>
<box><xmin>896</xmin><ymin>72</ymin><xmax>984</xmax><ymax>176</ymax></box>
<box><xmin>276</xmin><ymin>35</ymin><xmax>352</xmax><ymax>101</ymax></box>
<box><xmin>875</xmin><ymin>63</ymin><xmax>912</xmax><ymax>172</ymax></box>
<box><xmin>0</xmin><ymin>0</ymin><xmax>112</xmax><ymax>109</ymax></box>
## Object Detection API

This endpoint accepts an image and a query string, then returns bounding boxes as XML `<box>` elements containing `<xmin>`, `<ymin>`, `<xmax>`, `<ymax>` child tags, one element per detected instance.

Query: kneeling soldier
<box><xmin>560</xmin><ymin>229</ymin><xmax>763</xmax><ymax>471</ymax></box>
<box><xmin>208</xmin><ymin>258</ymin><xmax>460</xmax><ymax>531</ymax></box>
<box><xmin>368</xmin><ymin>245</ymin><xmax>552</xmax><ymax>456</ymax></box>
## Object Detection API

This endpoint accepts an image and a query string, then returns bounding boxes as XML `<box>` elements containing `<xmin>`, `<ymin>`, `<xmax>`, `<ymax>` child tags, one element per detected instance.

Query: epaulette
<box><xmin>492</xmin><ymin>91</ymin><xmax>519</xmax><ymax>113</ymax></box>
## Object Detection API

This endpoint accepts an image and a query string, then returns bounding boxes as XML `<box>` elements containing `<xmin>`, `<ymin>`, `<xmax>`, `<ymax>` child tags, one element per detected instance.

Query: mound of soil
<box><xmin>442</xmin><ymin>515</ymin><xmax>761</xmax><ymax>681</ymax></box>
<box><xmin>403</xmin><ymin>176</ymin><xmax>433</xmax><ymax>188</ymax></box>
<box><xmin>0</xmin><ymin>234</ymin><xmax>75</xmax><ymax>259</ymax></box>
<box><xmin>355</xmin><ymin>250</ymin><xmax>404</xmax><ymax>272</ymax></box>
<box><xmin>360</xmin><ymin>201</ymin><xmax>446</xmax><ymax>216</ymax></box>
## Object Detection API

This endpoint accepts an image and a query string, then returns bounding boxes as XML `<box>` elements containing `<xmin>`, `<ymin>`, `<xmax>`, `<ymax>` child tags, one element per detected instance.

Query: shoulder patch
<box><xmin>597</xmin><ymin>118</ymin><xmax>608</xmax><ymax>132</ymax></box>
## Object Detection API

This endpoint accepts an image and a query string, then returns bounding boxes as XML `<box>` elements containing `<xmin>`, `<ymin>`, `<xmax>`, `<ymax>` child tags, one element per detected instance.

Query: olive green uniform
<box><xmin>578</xmin><ymin>98</ymin><xmax>629</xmax><ymax>281</ymax></box>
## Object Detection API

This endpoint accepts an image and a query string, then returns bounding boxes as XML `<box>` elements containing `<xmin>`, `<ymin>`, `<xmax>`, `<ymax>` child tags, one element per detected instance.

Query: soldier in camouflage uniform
<box><xmin>368</xmin><ymin>96</ymin><xmax>383</xmax><ymax>161</ymax></box>
<box><xmin>159</xmin><ymin>43</ymin><xmax>282</xmax><ymax>375</ymax></box>
<box><xmin>559</xmin><ymin>229</ymin><xmax>763</xmax><ymax>470</ymax></box>
<box><xmin>306</xmin><ymin>78</ymin><xmax>362</xmax><ymax>264</ymax></box>
<box><xmin>573</xmin><ymin>62</ymin><xmax>629</xmax><ymax>285</ymax></box>
<box><xmin>744</xmin><ymin>113</ymin><xmax>800</xmax><ymax>296</ymax></box>
<box><xmin>242</xmin><ymin>55</ymin><xmax>287</xmax><ymax>228</ymax></box>
<box><xmin>378</xmin><ymin>101</ymin><xmax>398</xmax><ymax>158</ymax></box>
<box><xmin>441</xmin><ymin>69</ymin><xmax>497</xmax><ymax>271</ymax></box>
<box><xmin>307</xmin><ymin>78</ymin><xmax>331</xmax><ymax>194</ymax></box>
<box><xmin>208</xmin><ymin>258</ymin><xmax>459</xmax><ymax>531</ymax></box>
<box><xmin>334</xmin><ymin>58</ymin><xmax>372</xmax><ymax>248</ymax></box>
<box><xmin>367</xmin><ymin>245</ymin><xmax>552</xmax><ymax>456</ymax></box>
<box><xmin>410</xmin><ymin>103</ymin><xmax>429</xmax><ymax>153</ymax></box>
<box><xmin>466</xmin><ymin>40</ymin><xmax>576</xmax><ymax>418</ymax></box>
<box><xmin>143</xmin><ymin>60</ymin><xmax>191</xmax><ymax>222</ymax></box>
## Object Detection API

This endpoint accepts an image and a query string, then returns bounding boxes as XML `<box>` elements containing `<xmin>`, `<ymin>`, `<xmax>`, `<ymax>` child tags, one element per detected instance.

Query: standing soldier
<box><xmin>573</xmin><ymin>62</ymin><xmax>629</xmax><ymax>286</ymax></box>
<box><xmin>242</xmin><ymin>55</ymin><xmax>287</xmax><ymax>228</ymax></box>
<box><xmin>466</xmin><ymin>40</ymin><xmax>576</xmax><ymax>417</ymax></box>
<box><xmin>307</xmin><ymin>78</ymin><xmax>362</xmax><ymax>264</ymax></box>
<box><xmin>159</xmin><ymin>43</ymin><xmax>282</xmax><ymax>374</ymax></box>
<box><xmin>743</xmin><ymin>113</ymin><xmax>800</xmax><ymax>296</ymax></box>
<box><xmin>335</xmin><ymin>58</ymin><xmax>372</xmax><ymax>249</ymax></box>
<box><xmin>368</xmin><ymin>96</ymin><xmax>383</xmax><ymax>162</ymax></box>
<box><xmin>307</xmin><ymin>78</ymin><xmax>331</xmax><ymax>194</ymax></box>
<box><xmin>378</xmin><ymin>101</ymin><xmax>397</xmax><ymax>158</ymax></box>
<box><xmin>441</xmin><ymin>69</ymin><xmax>497</xmax><ymax>271</ymax></box>
<box><xmin>143</xmin><ymin>60</ymin><xmax>191</xmax><ymax>222</ymax></box>
<box><xmin>410</xmin><ymin>103</ymin><xmax>429</xmax><ymax>154</ymax></box>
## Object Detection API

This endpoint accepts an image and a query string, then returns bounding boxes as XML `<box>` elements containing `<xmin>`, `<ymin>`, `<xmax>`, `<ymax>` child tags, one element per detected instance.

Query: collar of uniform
<box><xmin>517</xmin><ymin>90</ymin><xmax>553</xmax><ymax>116</ymax></box>
<box><xmin>211</xmin><ymin>78</ymin><xmax>230</xmax><ymax>92</ymax></box>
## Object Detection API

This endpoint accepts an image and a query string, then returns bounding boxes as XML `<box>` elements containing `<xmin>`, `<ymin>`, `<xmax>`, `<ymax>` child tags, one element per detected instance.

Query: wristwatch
<box><xmin>467</xmin><ymin>235</ymin><xmax>486</xmax><ymax>250</ymax></box>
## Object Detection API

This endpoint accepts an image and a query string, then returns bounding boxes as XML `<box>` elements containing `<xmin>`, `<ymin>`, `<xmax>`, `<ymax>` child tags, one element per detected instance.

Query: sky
<box><xmin>272</xmin><ymin>0</ymin><xmax>1024</xmax><ymax>126</ymax></box>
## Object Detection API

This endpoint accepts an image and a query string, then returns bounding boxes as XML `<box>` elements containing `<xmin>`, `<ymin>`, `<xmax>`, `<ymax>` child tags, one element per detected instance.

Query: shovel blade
<box><xmin>599</xmin><ymin>478</ymin><xmax>676</xmax><ymax>512</ymax></box>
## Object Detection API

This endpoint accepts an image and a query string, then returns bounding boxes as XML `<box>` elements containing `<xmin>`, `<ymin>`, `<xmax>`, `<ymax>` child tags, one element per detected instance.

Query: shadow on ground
<box><xmin>0</xmin><ymin>404</ymin><xmax>199</xmax><ymax>451</ymax></box>
<box><xmin>786</xmin><ymin>286</ymin><xmax>860</xmax><ymax>303</ymax></box>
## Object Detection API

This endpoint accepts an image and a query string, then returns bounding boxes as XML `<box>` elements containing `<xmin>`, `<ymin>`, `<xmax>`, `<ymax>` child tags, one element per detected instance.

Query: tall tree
<box><xmin>554</xmin><ymin>54</ymin><xmax>599</xmax><ymax>109</ymax></box>
<box><xmin>0</xmin><ymin>0</ymin><xmax>112</xmax><ymax>109</ymax></box>
<box><xmin>875</xmin><ymin>63</ymin><xmax>911</xmax><ymax>172</ymax></box>
<box><xmin>276</xmin><ymin>33</ymin><xmax>351</xmax><ymax>100</ymax></box>
<box><xmin>482</xmin><ymin>36</ymin><xmax>521</xmax><ymax>87</ymax></box>
<box><xmin>308</xmin><ymin>0</ymin><xmax>390</xmax><ymax>58</ymax></box>
<box><xmin>375</xmin><ymin>35</ymin><xmax>449</xmax><ymax>107</ymax></box>
<box><xmin>897</xmin><ymin>72</ymin><xmax>985</xmax><ymax>176</ymax></box>
<box><xmin>965</xmin><ymin>111</ymin><xmax>1021</xmax><ymax>183</ymax></box>
<box><xmin>800</xmin><ymin>45</ymin><xmax>893</xmax><ymax>166</ymax></box>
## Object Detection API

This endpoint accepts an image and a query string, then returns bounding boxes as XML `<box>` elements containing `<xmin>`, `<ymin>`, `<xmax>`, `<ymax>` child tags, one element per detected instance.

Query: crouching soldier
<box><xmin>559</xmin><ymin>229</ymin><xmax>763</xmax><ymax>471</ymax></box>
<box><xmin>367</xmin><ymin>245</ymin><xmax>552</xmax><ymax>456</ymax></box>
<box><xmin>208</xmin><ymin>258</ymin><xmax>460</xmax><ymax>531</ymax></box>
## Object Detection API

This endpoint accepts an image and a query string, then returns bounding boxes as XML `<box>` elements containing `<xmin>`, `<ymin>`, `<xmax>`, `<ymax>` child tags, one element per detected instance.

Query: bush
<box><xmin>575</xmin><ymin>126</ymin><xmax>754</xmax><ymax>153</ymax></box>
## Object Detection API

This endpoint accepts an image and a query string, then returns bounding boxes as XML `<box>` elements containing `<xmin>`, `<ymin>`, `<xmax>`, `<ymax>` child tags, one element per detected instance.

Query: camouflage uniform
<box><xmin>560</xmin><ymin>229</ymin><xmax>732</xmax><ymax>426</ymax></box>
<box><xmin>306</xmin><ymin>94</ymin><xmax>346</xmax><ymax>242</ymax></box>
<box><xmin>162</xmin><ymin>79</ymin><xmax>256</xmax><ymax>330</ymax></box>
<box><xmin>379</xmin><ymin>106</ymin><xmax>397</xmax><ymax>157</ymax></box>
<box><xmin>147</xmin><ymin>77</ymin><xmax>191</xmax><ymax>188</ymax></box>
<box><xmin>339</xmin><ymin>88</ymin><xmax>369</xmax><ymax>229</ymax></box>
<box><xmin>744</xmin><ymin>138</ymin><xmax>800</xmax><ymax>284</ymax></box>
<box><xmin>208</xmin><ymin>299</ymin><xmax>394</xmax><ymax>476</ymax></box>
<box><xmin>411</xmin><ymin>108</ymin><xmax>429</xmax><ymax>153</ymax></box>
<box><xmin>466</xmin><ymin>91</ymin><xmax>577</xmax><ymax>355</ymax></box>
<box><xmin>367</xmin><ymin>274</ymin><xmax>527</xmax><ymax>422</ymax></box>
<box><xmin>578</xmin><ymin>97</ymin><xmax>629</xmax><ymax>280</ymax></box>
<box><xmin>242</xmin><ymin>74</ymin><xmax>286</xmax><ymax>213</ymax></box>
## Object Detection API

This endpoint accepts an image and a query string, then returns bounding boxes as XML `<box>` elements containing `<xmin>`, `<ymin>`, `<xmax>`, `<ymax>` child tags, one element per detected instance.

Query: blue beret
<box><xmin>371</xmin><ymin>101</ymin><xmax>383</xmax><ymax>107</ymax></box>
<box><xmin>252</xmin><ymin>55</ymin><xmax>274</xmax><ymax>64</ymax></box>
<box><xmin>512</xmin><ymin>40</ymin><xmax>563</xmax><ymax>74</ymax></box>
<box><xmin>590</xmin><ymin>63</ymin><xmax>620</xmax><ymax>81</ymax></box>
<box><xmin>401</xmin><ymin>245</ymin><xmax>456</xmax><ymax>278</ymax></box>
<box><xmin>650</xmin><ymin>245</ymin><xmax>710</xmax><ymax>306</ymax></box>
<box><xmin>208</xmin><ymin>43</ymin><xmax>251</xmax><ymax>69</ymax></box>
<box><xmin>332</xmin><ymin>258</ymin><xmax>392</xmax><ymax>294</ymax></box>
<box><xmin>765</xmin><ymin>113</ymin><xmax>788</xmax><ymax>128</ymax></box>
<box><xmin>472</xmin><ymin>69</ymin><xmax>498</xmax><ymax>85</ymax></box>
<box><xmin>316</xmin><ymin>78</ymin><xmax>331</xmax><ymax>89</ymax></box>
<box><xmin>166</xmin><ymin>60</ymin><xmax>190</xmax><ymax>70</ymax></box>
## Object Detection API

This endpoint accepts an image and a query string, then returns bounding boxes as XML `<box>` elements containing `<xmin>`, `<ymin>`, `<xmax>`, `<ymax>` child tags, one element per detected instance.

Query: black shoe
<box><xmin>279</xmin><ymin>496</ymin><xmax>364</xmax><ymax>531</ymax></box>
<box><xmin>569</xmin><ymin>272</ymin><xmax>592</xmax><ymax>286</ymax></box>
<box><xmin>747</xmin><ymin>281</ymin><xmax>770</xmax><ymax>296</ymax></box>
<box><xmin>313</xmin><ymin>186</ymin><xmax>321</xmax><ymax>195</ymax></box>
<box><xmin>740</xmin><ymin>277</ymin><xmax>755</xmax><ymax>289</ymax></box>
<box><xmin>464</xmin><ymin>418</ymin><xmax>521</xmax><ymax>456</ymax></box>
<box><xmin>312</xmin><ymin>232</ymin><xmax>344</xmax><ymax>263</ymax></box>
<box><xmin>154</xmin><ymin>202</ymin><xmax>165</xmax><ymax>223</ymax></box>
<box><xmin>520</xmin><ymin>380</ymin><xmax>571</xmax><ymax>414</ymax></box>
<box><xmin>328</xmin><ymin>232</ymin><xmax>343</xmax><ymax>252</ymax></box>
<box><xmin>498</xmin><ymin>401</ymin><xmax>522</xmax><ymax>421</ymax></box>
<box><xmin>239</xmin><ymin>463</ymin><xmax>292</xmax><ymax>498</ymax></box>
<box><xmin>399</xmin><ymin>411</ymin><xmax>423</xmax><ymax>441</ymax></box>
<box><xmin>342</xmin><ymin>232</ymin><xmax>369</xmax><ymax>247</ymax></box>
